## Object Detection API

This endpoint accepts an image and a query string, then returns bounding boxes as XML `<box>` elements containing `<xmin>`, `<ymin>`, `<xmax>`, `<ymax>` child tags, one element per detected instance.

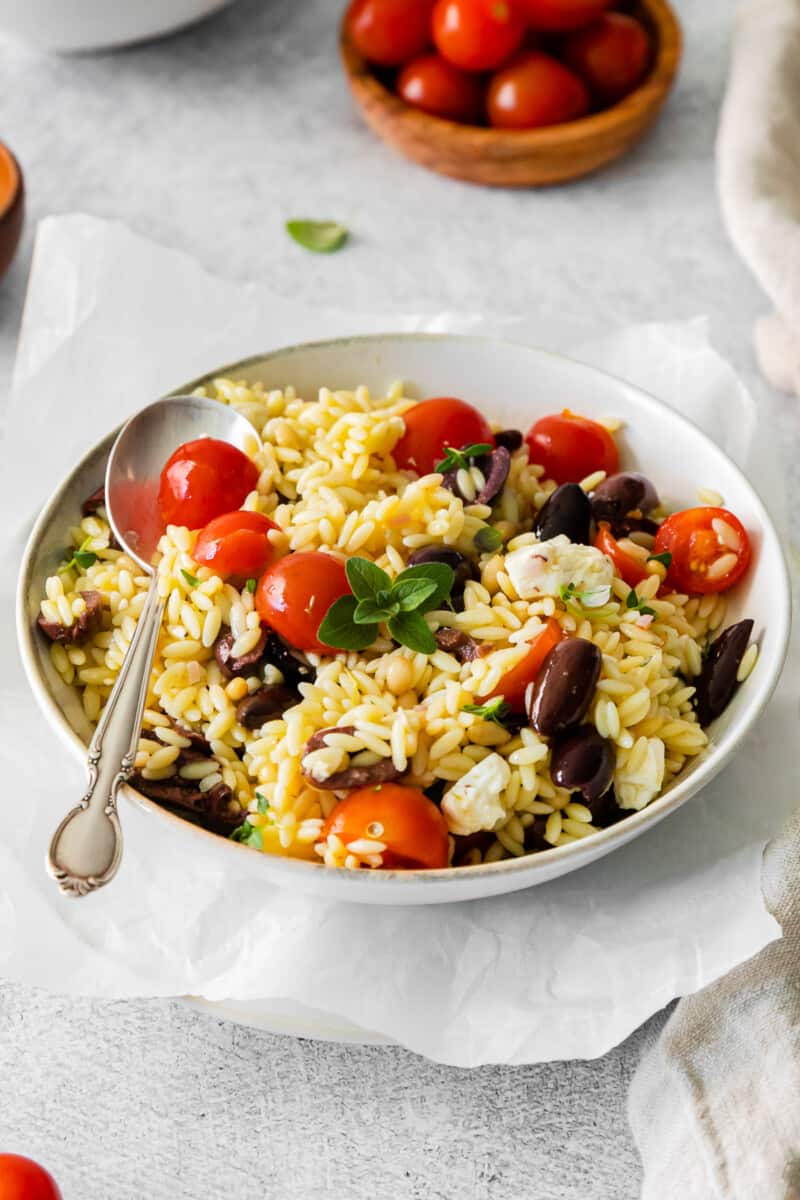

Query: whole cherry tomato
<box><xmin>432</xmin><ymin>0</ymin><xmax>526</xmax><ymax>72</ymax></box>
<box><xmin>517</xmin><ymin>0</ymin><xmax>612</xmax><ymax>31</ymax></box>
<box><xmin>322</xmin><ymin>783</ymin><xmax>450</xmax><ymax>869</ymax></box>
<box><xmin>481</xmin><ymin>616</ymin><xmax>564</xmax><ymax>709</ymax></box>
<box><xmin>594</xmin><ymin>522</ymin><xmax>649</xmax><ymax>588</ymax></box>
<box><xmin>193</xmin><ymin>511</ymin><xmax>281</xmax><ymax>580</ymax></box>
<box><xmin>653</xmin><ymin>507</ymin><xmax>752</xmax><ymax>595</ymax></box>
<box><xmin>255</xmin><ymin>551</ymin><xmax>350</xmax><ymax>653</ymax></box>
<box><xmin>158</xmin><ymin>438</ymin><xmax>258</xmax><ymax>530</ymax></box>
<box><xmin>563</xmin><ymin>12</ymin><xmax>651</xmax><ymax>103</ymax></box>
<box><xmin>345</xmin><ymin>0</ymin><xmax>434</xmax><ymax>66</ymax></box>
<box><xmin>392</xmin><ymin>397</ymin><xmax>494</xmax><ymax>475</ymax></box>
<box><xmin>487</xmin><ymin>50</ymin><xmax>590</xmax><ymax>129</ymax></box>
<box><xmin>397</xmin><ymin>53</ymin><xmax>485</xmax><ymax>122</ymax></box>
<box><xmin>0</xmin><ymin>1155</ymin><xmax>62</xmax><ymax>1200</ymax></box>
<box><xmin>525</xmin><ymin>411</ymin><xmax>619</xmax><ymax>485</ymax></box>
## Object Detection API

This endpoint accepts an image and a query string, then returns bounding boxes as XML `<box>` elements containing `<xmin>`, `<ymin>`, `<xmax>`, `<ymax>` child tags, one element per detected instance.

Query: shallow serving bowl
<box><xmin>17</xmin><ymin>334</ymin><xmax>790</xmax><ymax>904</ymax></box>
<box><xmin>340</xmin><ymin>0</ymin><xmax>682</xmax><ymax>187</ymax></box>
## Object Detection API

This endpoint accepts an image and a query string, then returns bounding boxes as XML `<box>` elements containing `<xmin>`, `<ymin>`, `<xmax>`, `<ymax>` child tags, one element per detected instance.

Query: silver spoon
<box><xmin>47</xmin><ymin>394</ymin><xmax>259</xmax><ymax>897</ymax></box>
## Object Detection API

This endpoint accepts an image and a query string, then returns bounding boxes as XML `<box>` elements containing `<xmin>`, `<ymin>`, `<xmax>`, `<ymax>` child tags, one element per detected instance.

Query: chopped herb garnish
<box><xmin>64</xmin><ymin>537</ymin><xmax>97</xmax><ymax>572</ymax></box>
<box><xmin>285</xmin><ymin>219</ymin><xmax>348</xmax><ymax>254</ymax></box>
<box><xmin>435</xmin><ymin>443</ymin><xmax>493</xmax><ymax>474</ymax></box>
<box><xmin>181</xmin><ymin>569</ymin><xmax>200</xmax><ymax>588</ymax></box>
<box><xmin>316</xmin><ymin>556</ymin><xmax>454</xmax><ymax>655</ymax></box>
<box><xmin>625</xmin><ymin>587</ymin><xmax>656</xmax><ymax>617</ymax></box>
<box><xmin>648</xmin><ymin>551</ymin><xmax>672</xmax><ymax>569</ymax></box>
<box><xmin>230</xmin><ymin>820</ymin><xmax>263</xmax><ymax>849</ymax></box>
<box><xmin>462</xmin><ymin>697</ymin><xmax>512</xmax><ymax>727</ymax></box>
<box><xmin>245</xmin><ymin>577</ymin><xmax>257</xmax><ymax>593</ymax></box>
<box><xmin>474</xmin><ymin>526</ymin><xmax>503</xmax><ymax>554</ymax></box>
<box><xmin>559</xmin><ymin>581</ymin><xmax>612</xmax><ymax>610</ymax></box>
<box><xmin>255</xmin><ymin>792</ymin><xmax>270</xmax><ymax>814</ymax></box>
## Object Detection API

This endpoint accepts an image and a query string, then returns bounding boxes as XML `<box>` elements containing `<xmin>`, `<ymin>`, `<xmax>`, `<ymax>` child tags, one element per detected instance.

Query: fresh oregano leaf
<box><xmin>345</xmin><ymin>557</ymin><xmax>392</xmax><ymax>601</ymax></box>
<box><xmin>256</xmin><ymin>792</ymin><xmax>270</xmax><ymax>814</ymax></box>
<box><xmin>393</xmin><ymin>562</ymin><xmax>454</xmax><ymax>611</ymax></box>
<box><xmin>435</xmin><ymin>443</ymin><xmax>493</xmax><ymax>473</ymax></box>
<box><xmin>354</xmin><ymin>596</ymin><xmax>398</xmax><ymax>624</ymax></box>
<box><xmin>286</xmin><ymin>219</ymin><xmax>348</xmax><ymax>254</ymax></box>
<box><xmin>625</xmin><ymin>587</ymin><xmax>656</xmax><ymax>617</ymax></box>
<box><xmin>462</xmin><ymin>697</ymin><xmax>511</xmax><ymax>727</ymax></box>
<box><xmin>387</xmin><ymin>610</ymin><xmax>436</xmax><ymax>655</ymax></box>
<box><xmin>317</xmin><ymin>594</ymin><xmax>378</xmax><ymax>651</ymax></box>
<box><xmin>392</xmin><ymin>577</ymin><xmax>438</xmax><ymax>612</ymax></box>
<box><xmin>648</xmin><ymin>551</ymin><xmax>672</xmax><ymax>569</ymax></box>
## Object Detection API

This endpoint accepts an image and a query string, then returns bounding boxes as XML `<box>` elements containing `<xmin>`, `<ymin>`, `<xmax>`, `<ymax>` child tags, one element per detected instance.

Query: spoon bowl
<box><xmin>47</xmin><ymin>393</ymin><xmax>259</xmax><ymax>896</ymax></box>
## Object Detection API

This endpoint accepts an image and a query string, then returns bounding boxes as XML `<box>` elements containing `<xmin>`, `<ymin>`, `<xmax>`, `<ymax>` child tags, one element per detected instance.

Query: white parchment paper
<box><xmin>1</xmin><ymin>215</ymin><xmax>796</xmax><ymax>1066</ymax></box>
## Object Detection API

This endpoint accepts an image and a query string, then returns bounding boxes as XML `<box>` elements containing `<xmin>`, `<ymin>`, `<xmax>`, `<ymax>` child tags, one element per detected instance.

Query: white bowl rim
<box><xmin>16</xmin><ymin>331</ymin><xmax>792</xmax><ymax>894</ymax></box>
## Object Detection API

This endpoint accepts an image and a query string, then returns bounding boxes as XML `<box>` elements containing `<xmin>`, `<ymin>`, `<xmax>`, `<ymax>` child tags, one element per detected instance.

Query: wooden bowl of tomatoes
<box><xmin>341</xmin><ymin>0</ymin><xmax>682</xmax><ymax>186</ymax></box>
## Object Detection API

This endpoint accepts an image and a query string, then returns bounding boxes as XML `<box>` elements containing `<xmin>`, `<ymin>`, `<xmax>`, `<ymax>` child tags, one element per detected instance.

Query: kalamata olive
<box><xmin>236</xmin><ymin>685</ymin><xmax>299</xmax><ymax>729</ymax></box>
<box><xmin>474</xmin><ymin>445</ymin><xmax>511</xmax><ymax>505</ymax></box>
<box><xmin>493</xmin><ymin>429</ymin><xmax>523</xmax><ymax>452</ymax></box>
<box><xmin>526</xmin><ymin>637</ymin><xmax>602</xmax><ymax>736</ymax></box>
<box><xmin>406</xmin><ymin>545</ymin><xmax>477</xmax><ymax>601</ymax></box>
<box><xmin>591</xmin><ymin>472</ymin><xmax>659</xmax><ymax>523</ymax></box>
<box><xmin>550</xmin><ymin>725</ymin><xmax>614</xmax><ymax>803</ymax></box>
<box><xmin>533</xmin><ymin>482</ymin><xmax>592</xmax><ymax>544</ymax></box>
<box><xmin>693</xmin><ymin>619</ymin><xmax>754</xmax><ymax>726</ymax></box>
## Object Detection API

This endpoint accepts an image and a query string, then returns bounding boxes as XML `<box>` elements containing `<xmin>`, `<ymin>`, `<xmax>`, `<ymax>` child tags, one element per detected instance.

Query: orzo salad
<box><xmin>38</xmin><ymin>383</ymin><xmax>758</xmax><ymax>871</ymax></box>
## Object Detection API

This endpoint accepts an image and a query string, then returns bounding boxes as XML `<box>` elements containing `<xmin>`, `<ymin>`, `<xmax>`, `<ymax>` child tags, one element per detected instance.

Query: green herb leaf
<box><xmin>435</xmin><ymin>442</ymin><xmax>493</xmax><ymax>474</ymax></box>
<box><xmin>648</xmin><ymin>551</ymin><xmax>672</xmax><ymax>569</ymax></box>
<box><xmin>474</xmin><ymin>526</ymin><xmax>503</xmax><ymax>554</ymax></box>
<box><xmin>345</xmin><ymin>557</ymin><xmax>391</xmax><ymax>601</ymax></box>
<box><xmin>286</xmin><ymin>219</ymin><xmax>348</xmax><ymax>254</ymax></box>
<box><xmin>181</xmin><ymin>569</ymin><xmax>200</xmax><ymax>588</ymax></box>
<box><xmin>230</xmin><ymin>820</ymin><xmax>263</xmax><ymax>849</ymax></box>
<box><xmin>392</xmin><ymin>577</ymin><xmax>438</xmax><ymax>612</ymax></box>
<box><xmin>245</xmin><ymin>578</ymin><xmax>257</xmax><ymax>593</ymax></box>
<box><xmin>559</xmin><ymin>581</ymin><xmax>612</xmax><ymax>610</ymax></box>
<box><xmin>73</xmin><ymin>549</ymin><xmax>97</xmax><ymax>570</ymax></box>
<box><xmin>256</xmin><ymin>792</ymin><xmax>270</xmax><ymax>814</ymax></box>
<box><xmin>625</xmin><ymin>587</ymin><xmax>656</xmax><ymax>617</ymax></box>
<box><xmin>393</xmin><ymin>562</ymin><xmax>454</xmax><ymax>612</ymax></box>
<box><xmin>354</xmin><ymin>596</ymin><xmax>398</xmax><ymax>623</ymax></box>
<box><xmin>462</xmin><ymin>697</ymin><xmax>511</xmax><ymax>727</ymax></box>
<box><xmin>316</xmin><ymin>595</ymin><xmax>378</xmax><ymax>651</ymax></box>
<box><xmin>387</xmin><ymin>610</ymin><xmax>436</xmax><ymax>655</ymax></box>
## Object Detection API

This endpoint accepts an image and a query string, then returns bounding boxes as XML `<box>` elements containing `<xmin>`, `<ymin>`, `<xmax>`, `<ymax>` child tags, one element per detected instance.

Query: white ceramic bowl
<box><xmin>0</xmin><ymin>0</ymin><xmax>235</xmax><ymax>53</ymax></box>
<box><xmin>17</xmin><ymin>334</ymin><xmax>791</xmax><ymax>904</ymax></box>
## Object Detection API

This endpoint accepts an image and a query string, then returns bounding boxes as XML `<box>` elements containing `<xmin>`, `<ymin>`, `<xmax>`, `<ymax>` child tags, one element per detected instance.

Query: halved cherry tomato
<box><xmin>194</xmin><ymin>511</ymin><xmax>281</xmax><ymax>580</ymax></box>
<box><xmin>653</xmin><ymin>507</ymin><xmax>752</xmax><ymax>595</ymax></box>
<box><xmin>322</xmin><ymin>783</ymin><xmax>450</xmax><ymax>869</ymax></box>
<box><xmin>397</xmin><ymin>53</ymin><xmax>486</xmax><ymax>122</ymax></box>
<box><xmin>525</xmin><ymin>411</ymin><xmax>619</xmax><ymax>485</ymax></box>
<box><xmin>482</xmin><ymin>616</ymin><xmax>564</xmax><ymax>709</ymax></box>
<box><xmin>563</xmin><ymin>12</ymin><xmax>651</xmax><ymax>103</ymax></box>
<box><xmin>517</xmin><ymin>0</ymin><xmax>612</xmax><ymax>31</ymax></box>
<box><xmin>158</xmin><ymin>438</ymin><xmax>258</xmax><ymax>530</ymax></box>
<box><xmin>594</xmin><ymin>522</ymin><xmax>649</xmax><ymax>588</ymax></box>
<box><xmin>432</xmin><ymin>0</ymin><xmax>526</xmax><ymax>72</ymax></box>
<box><xmin>255</xmin><ymin>551</ymin><xmax>350</xmax><ymax>653</ymax></box>
<box><xmin>393</xmin><ymin>397</ymin><xmax>494</xmax><ymax>475</ymax></box>
<box><xmin>345</xmin><ymin>0</ymin><xmax>434</xmax><ymax>66</ymax></box>
<box><xmin>487</xmin><ymin>50</ymin><xmax>590</xmax><ymax>129</ymax></box>
<box><xmin>0</xmin><ymin>1155</ymin><xmax>62</xmax><ymax>1200</ymax></box>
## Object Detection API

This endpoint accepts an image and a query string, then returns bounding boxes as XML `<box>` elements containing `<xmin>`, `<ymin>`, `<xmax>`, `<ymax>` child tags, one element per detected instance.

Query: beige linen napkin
<box><xmin>716</xmin><ymin>0</ymin><xmax>800</xmax><ymax>396</ymax></box>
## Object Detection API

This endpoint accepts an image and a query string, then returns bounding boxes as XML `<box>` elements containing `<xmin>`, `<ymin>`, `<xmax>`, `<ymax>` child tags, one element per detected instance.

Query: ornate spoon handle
<box><xmin>47</xmin><ymin>576</ymin><xmax>165</xmax><ymax>897</ymax></box>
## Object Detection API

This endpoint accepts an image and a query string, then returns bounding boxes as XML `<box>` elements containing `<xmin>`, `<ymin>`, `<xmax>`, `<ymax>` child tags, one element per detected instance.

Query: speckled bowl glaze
<box><xmin>17</xmin><ymin>334</ymin><xmax>791</xmax><ymax>904</ymax></box>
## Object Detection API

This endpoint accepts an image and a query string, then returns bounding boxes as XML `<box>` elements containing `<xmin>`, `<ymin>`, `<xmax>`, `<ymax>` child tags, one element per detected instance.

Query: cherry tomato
<box><xmin>345</xmin><ymin>0</ymin><xmax>434</xmax><ymax>66</ymax></box>
<box><xmin>432</xmin><ymin>0</ymin><xmax>526</xmax><ymax>72</ymax></box>
<box><xmin>255</xmin><ymin>551</ymin><xmax>350</xmax><ymax>653</ymax></box>
<box><xmin>158</xmin><ymin>438</ymin><xmax>258</xmax><ymax>530</ymax></box>
<box><xmin>482</xmin><ymin>616</ymin><xmax>564</xmax><ymax>709</ymax></box>
<box><xmin>393</xmin><ymin>397</ymin><xmax>494</xmax><ymax>475</ymax></box>
<box><xmin>0</xmin><ymin>1155</ymin><xmax>62</xmax><ymax>1200</ymax></box>
<box><xmin>487</xmin><ymin>50</ymin><xmax>590</xmax><ymax>129</ymax></box>
<box><xmin>525</xmin><ymin>411</ymin><xmax>619</xmax><ymax>485</ymax></box>
<box><xmin>517</xmin><ymin>0</ymin><xmax>612</xmax><ymax>31</ymax></box>
<box><xmin>594</xmin><ymin>522</ymin><xmax>649</xmax><ymax>588</ymax></box>
<box><xmin>563</xmin><ymin>12</ymin><xmax>651</xmax><ymax>103</ymax></box>
<box><xmin>397</xmin><ymin>53</ymin><xmax>485</xmax><ymax>122</ymax></box>
<box><xmin>323</xmin><ymin>783</ymin><xmax>450</xmax><ymax>869</ymax></box>
<box><xmin>653</xmin><ymin>507</ymin><xmax>752</xmax><ymax>595</ymax></box>
<box><xmin>194</xmin><ymin>511</ymin><xmax>281</xmax><ymax>580</ymax></box>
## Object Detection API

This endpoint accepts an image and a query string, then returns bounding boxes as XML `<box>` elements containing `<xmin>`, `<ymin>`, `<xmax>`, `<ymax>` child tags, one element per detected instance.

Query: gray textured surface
<box><xmin>0</xmin><ymin>0</ymin><xmax>789</xmax><ymax>1196</ymax></box>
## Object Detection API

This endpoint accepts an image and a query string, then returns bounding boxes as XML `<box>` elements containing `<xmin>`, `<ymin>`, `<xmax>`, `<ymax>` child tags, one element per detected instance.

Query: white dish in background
<box><xmin>0</xmin><ymin>0</ymin><xmax>235</xmax><ymax>53</ymax></box>
<box><xmin>17</xmin><ymin>334</ymin><xmax>791</xmax><ymax>905</ymax></box>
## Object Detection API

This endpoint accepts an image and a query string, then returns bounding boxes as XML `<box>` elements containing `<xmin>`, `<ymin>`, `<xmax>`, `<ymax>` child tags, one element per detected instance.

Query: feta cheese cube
<box><xmin>441</xmin><ymin>753</ymin><xmax>511</xmax><ymax>837</ymax></box>
<box><xmin>505</xmin><ymin>534</ymin><xmax>614</xmax><ymax>604</ymax></box>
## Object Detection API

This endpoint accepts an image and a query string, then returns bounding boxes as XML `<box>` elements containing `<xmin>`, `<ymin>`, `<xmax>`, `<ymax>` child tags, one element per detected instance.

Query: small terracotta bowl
<box><xmin>340</xmin><ymin>0</ymin><xmax>682</xmax><ymax>187</ymax></box>
<box><xmin>0</xmin><ymin>142</ymin><xmax>24</xmax><ymax>278</ymax></box>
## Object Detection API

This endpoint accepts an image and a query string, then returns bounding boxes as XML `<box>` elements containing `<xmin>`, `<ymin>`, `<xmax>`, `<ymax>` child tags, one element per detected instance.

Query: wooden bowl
<box><xmin>0</xmin><ymin>142</ymin><xmax>24</xmax><ymax>278</ymax></box>
<box><xmin>340</xmin><ymin>0</ymin><xmax>682</xmax><ymax>187</ymax></box>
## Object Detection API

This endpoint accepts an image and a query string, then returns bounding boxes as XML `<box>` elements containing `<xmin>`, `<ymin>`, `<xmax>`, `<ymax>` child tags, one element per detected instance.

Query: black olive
<box><xmin>526</xmin><ymin>638</ymin><xmax>602</xmax><ymax>736</ymax></box>
<box><xmin>693</xmin><ymin>619</ymin><xmax>754</xmax><ymax>726</ymax></box>
<box><xmin>590</xmin><ymin>472</ymin><xmax>659</xmax><ymax>526</ymax></box>
<box><xmin>533</xmin><ymin>483</ymin><xmax>592</xmax><ymax>544</ymax></box>
<box><xmin>550</xmin><ymin>726</ymin><xmax>614</xmax><ymax>803</ymax></box>
<box><xmin>406</xmin><ymin>545</ymin><xmax>477</xmax><ymax>604</ymax></box>
<box><xmin>493</xmin><ymin>429</ymin><xmax>523</xmax><ymax>452</ymax></box>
